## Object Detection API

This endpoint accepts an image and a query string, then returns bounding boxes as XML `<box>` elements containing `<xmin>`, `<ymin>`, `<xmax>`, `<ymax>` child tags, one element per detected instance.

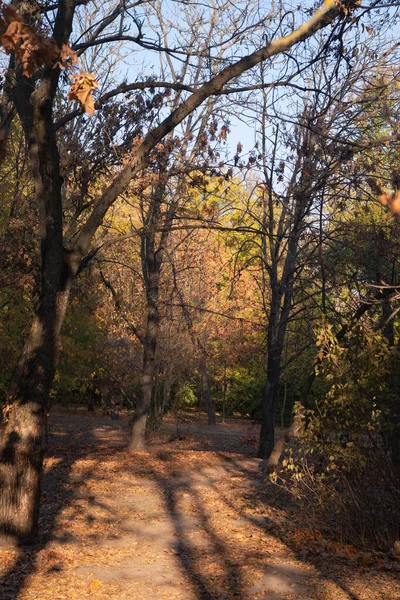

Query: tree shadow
<box><xmin>136</xmin><ymin>447</ymin><xmax>367</xmax><ymax>600</ymax></box>
<box><xmin>0</xmin><ymin>413</ymin><xmax>123</xmax><ymax>600</ymax></box>
<box><xmin>0</xmin><ymin>414</ymin><xmax>390</xmax><ymax>600</ymax></box>
<box><xmin>209</xmin><ymin>458</ymin><xmax>367</xmax><ymax>600</ymax></box>
<box><xmin>134</xmin><ymin>452</ymin><xmax>247</xmax><ymax>599</ymax></box>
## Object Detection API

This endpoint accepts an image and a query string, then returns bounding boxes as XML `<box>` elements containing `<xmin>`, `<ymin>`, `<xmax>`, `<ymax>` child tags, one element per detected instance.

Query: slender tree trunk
<box><xmin>280</xmin><ymin>381</ymin><xmax>287</xmax><ymax>428</ymax></box>
<box><xmin>129</xmin><ymin>234</ymin><xmax>161</xmax><ymax>450</ymax></box>
<box><xmin>258</xmin><ymin>355</ymin><xmax>281</xmax><ymax>458</ymax></box>
<box><xmin>161</xmin><ymin>379</ymin><xmax>171</xmax><ymax>415</ymax></box>
<box><xmin>201</xmin><ymin>364</ymin><xmax>216</xmax><ymax>425</ymax></box>
<box><xmin>130</xmin><ymin>343</ymin><xmax>157</xmax><ymax>451</ymax></box>
<box><xmin>258</xmin><ymin>229</ymin><xmax>298</xmax><ymax>459</ymax></box>
<box><xmin>129</xmin><ymin>293</ymin><xmax>159</xmax><ymax>450</ymax></box>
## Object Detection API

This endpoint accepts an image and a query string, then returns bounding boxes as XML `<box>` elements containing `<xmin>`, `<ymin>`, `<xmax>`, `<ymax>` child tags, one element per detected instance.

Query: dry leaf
<box><xmin>68</xmin><ymin>72</ymin><xmax>99</xmax><ymax>117</ymax></box>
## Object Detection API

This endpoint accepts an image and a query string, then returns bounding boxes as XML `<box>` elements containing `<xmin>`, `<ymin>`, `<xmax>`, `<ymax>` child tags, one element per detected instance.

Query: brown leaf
<box><xmin>68</xmin><ymin>72</ymin><xmax>99</xmax><ymax>117</ymax></box>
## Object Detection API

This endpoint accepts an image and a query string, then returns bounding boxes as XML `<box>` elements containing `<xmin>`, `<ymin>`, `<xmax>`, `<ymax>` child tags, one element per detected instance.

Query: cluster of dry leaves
<box><xmin>68</xmin><ymin>73</ymin><xmax>99</xmax><ymax>118</ymax></box>
<box><xmin>0</xmin><ymin>2</ymin><xmax>97</xmax><ymax>116</ymax></box>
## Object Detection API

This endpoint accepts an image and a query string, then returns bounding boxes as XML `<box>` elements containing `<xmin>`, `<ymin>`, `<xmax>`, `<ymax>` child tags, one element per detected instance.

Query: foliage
<box><xmin>274</xmin><ymin>323</ymin><xmax>400</xmax><ymax>550</ymax></box>
<box><xmin>172</xmin><ymin>381</ymin><xmax>198</xmax><ymax>410</ymax></box>
<box><xmin>53</xmin><ymin>301</ymin><xmax>105</xmax><ymax>405</ymax></box>
<box><xmin>214</xmin><ymin>365</ymin><xmax>264</xmax><ymax>418</ymax></box>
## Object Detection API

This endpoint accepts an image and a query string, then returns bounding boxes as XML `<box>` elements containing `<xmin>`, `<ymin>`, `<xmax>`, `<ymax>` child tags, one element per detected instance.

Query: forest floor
<box><xmin>0</xmin><ymin>410</ymin><xmax>399</xmax><ymax>600</ymax></box>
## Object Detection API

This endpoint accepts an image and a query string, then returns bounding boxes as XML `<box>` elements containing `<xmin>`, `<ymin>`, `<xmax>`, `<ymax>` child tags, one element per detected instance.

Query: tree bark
<box><xmin>259</xmin><ymin>356</ymin><xmax>281</xmax><ymax>458</ymax></box>
<box><xmin>129</xmin><ymin>269</ymin><xmax>160</xmax><ymax>451</ymax></box>
<box><xmin>129</xmin><ymin>176</ymin><xmax>166</xmax><ymax>450</ymax></box>
<box><xmin>0</xmin><ymin>268</ymin><xmax>74</xmax><ymax>543</ymax></box>
<box><xmin>0</xmin><ymin>0</ymin><xmax>76</xmax><ymax>541</ymax></box>
<box><xmin>201</xmin><ymin>364</ymin><xmax>216</xmax><ymax>426</ymax></box>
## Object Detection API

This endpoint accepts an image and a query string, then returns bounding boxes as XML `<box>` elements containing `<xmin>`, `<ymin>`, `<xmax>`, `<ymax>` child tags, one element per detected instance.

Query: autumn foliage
<box><xmin>0</xmin><ymin>2</ymin><xmax>97</xmax><ymax>115</ymax></box>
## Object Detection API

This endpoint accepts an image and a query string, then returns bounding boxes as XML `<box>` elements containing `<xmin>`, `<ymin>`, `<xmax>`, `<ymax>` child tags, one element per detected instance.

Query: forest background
<box><xmin>0</xmin><ymin>0</ymin><xmax>399</xmax><ymax>551</ymax></box>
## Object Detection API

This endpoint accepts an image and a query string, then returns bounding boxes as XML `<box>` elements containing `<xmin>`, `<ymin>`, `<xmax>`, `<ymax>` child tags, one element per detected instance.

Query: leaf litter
<box><xmin>0</xmin><ymin>411</ymin><xmax>399</xmax><ymax>600</ymax></box>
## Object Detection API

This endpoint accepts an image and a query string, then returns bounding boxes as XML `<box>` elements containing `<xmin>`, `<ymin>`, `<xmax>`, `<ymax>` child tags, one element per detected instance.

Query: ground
<box><xmin>0</xmin><ymin>410</ymin><xmax>399</xmax><ymax>600</ymax></box>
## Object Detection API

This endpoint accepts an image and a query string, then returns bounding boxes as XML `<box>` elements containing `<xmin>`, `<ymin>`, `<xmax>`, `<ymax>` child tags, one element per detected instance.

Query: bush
<box><xmin>273</xmin><ymin>325</ymin><xmax>400</xmax><ymax>551</ymax></box>
<box><xmin>214</xmin><ymin>366</ymin><xmax>264</xmax><ymax>417</ymax></box>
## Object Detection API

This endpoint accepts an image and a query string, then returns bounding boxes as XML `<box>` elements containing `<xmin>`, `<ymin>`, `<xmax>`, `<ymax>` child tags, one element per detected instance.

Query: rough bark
<box><xmin>0</xmin><ymin>281</ymin><xmax>72</xmax><ymax>544</ymax></box>
<box><xmin>130</xmin><ymin>344</ymin><xmax>156</xmax><ymax>451</ymax></box>
<box><xmin>129</xmin><ymin>177</ymin><xmax>166</xmax><ymax>451</ymax></box>
<box><xmin>0</xmin><ymin>0</ymin><xmax>77</xmax><ymax>542</ymax></box>
<box><xmin>259</xmin><ymin>357</ymin><xmax>281</xmax><ymax>458</ymax></box>
<box><xmin>201</xmin><ymin>364</ymin><xmax>216</xmax><ymax>426</ymax></box>
<box><xmin>129</xmin><ymin>270</ymin><xmax>160</xmax><ymax>450</ymax></box>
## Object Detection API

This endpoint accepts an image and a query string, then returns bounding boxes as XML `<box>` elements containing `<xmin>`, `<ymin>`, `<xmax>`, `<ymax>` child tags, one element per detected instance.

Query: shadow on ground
<box><xmin>0</xmin><ymin>412</ymin><xmax>397</xmax><ymax>599</ymax></box>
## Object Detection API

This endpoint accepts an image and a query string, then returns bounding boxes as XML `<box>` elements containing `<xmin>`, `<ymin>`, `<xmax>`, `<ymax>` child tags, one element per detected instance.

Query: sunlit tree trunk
<box><xmin>129</xmin><ymin>174</ymin><xmax>167</xmax><ymax>451</ymax></box>
<box><xmin>130</xmin><ymin>267</ymin><xmax>160</xmax><ymax>451</ymax></box>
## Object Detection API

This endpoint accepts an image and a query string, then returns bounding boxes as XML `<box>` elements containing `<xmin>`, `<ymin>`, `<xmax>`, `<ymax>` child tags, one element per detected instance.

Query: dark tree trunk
<box><xmin>130</xmin><ymin>335</ymin><xmax>158</xmax><ymax>451</ymax></box>
<box><xmin>258</xmin><ymin>225</ymin><xmax>298</xmax><ymax>459</ymax></box>
<box><xmin>201</xmin><ymin>365</ymin><xmax>216</xmax><ymax>425</ymax></box>
<box><xmin>129</xmin><ymin>285</ymin><xmax>159</xmax><ymax>450</ymax></box>
<box><xmin>0</xmin><ymin>0</ymin><xmax>77</xmax><ymax>540</ymax></box>
<box><xmin>129</xmin><ymin>183</ymin><xmax>164</xmax><ymax>451</ymax></box>
<box><xmin>0</xmin><ymin>276</ymin><xmax>73</xmax><ymax>544</ymax></box>
<box><xmin>258</xmin><ymin>356</ymin><xmax>280</xmax><ymax>458</ymax></box>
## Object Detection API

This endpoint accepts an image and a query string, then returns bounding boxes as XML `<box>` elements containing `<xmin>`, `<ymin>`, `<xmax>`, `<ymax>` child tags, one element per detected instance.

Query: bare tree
<box><xmin>0</xmin><ymin>0</ymin><xmax>384</xmax><ymax>543</ymax></box>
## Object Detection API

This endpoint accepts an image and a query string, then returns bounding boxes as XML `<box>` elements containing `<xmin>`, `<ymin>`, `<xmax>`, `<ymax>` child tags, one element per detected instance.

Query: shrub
<box><xmin>273</xmin><ymin>325</ymin><xmax>400</xmax><ymax>551</ymax></box>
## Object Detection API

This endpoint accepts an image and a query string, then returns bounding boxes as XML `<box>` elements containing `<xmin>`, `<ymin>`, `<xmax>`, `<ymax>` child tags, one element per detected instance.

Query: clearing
<box><xmin>0</xmin><ymin>411</ymin><xmax>399</xmax><ymax>600</ymax></box>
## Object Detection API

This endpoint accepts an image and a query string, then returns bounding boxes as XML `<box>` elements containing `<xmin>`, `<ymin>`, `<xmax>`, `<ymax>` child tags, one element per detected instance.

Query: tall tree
<box><xmin>0</xmin><ymin>0</ymin><xmax>386</xmax><ymax>543</ymax></box>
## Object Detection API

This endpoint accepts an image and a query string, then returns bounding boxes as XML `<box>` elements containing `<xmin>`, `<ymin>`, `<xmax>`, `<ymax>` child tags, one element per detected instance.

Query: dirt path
<box><xmin>0</xmin><ymin>413</ymin><xmax>399</xmax><ymax>599</ymax></box>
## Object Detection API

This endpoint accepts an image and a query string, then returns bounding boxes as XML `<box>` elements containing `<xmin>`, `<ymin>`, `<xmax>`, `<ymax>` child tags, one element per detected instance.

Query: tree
<box><xmin>0</xmin><ymin>0</ymin><xmax>386</xmax><ymax>543</ymax></box>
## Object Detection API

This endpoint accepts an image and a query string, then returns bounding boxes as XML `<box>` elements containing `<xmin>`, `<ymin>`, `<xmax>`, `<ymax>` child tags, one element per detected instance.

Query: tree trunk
<box><xmin>0</xmin><ymin>275</ymin><xmax>73</xmax><ymax>544</ymax></box>
<box><xmin>0</xmin><ymin>48</ymin><xmax>77</xmax><ymax>541</ymax></box>
<box><xmin>280</xmin><ymin>381</ymin><xmax>287</xmax><ymax>428</ymax></box>
<box><xmin>129</xmin><ymin>247</ymin><xmax>160</xmax><ymax>451</ymax></box>
<box><xmin>161</xmin><ymin>379</ymin><xmax>171</xmax><ymax>415</ymax></box>
<box><xmin>258</xmin><ymin>356</ymin><xmax>280</xmax><ymax>458</ymax></box>
<box><xmin>130</xmin><ymin>346</ymin><xmax>156</xmax><ymax>451</ymax></box>
<box><xmin>201</xmin><ymin>365</ymin><xmax>216</xmax><ymax>425</ymax></box>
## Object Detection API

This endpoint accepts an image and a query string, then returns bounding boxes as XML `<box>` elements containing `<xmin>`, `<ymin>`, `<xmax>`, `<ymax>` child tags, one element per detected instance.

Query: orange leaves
<box><xmin>68</xmin><ymin>73</ymin><xmax>99</xmax><ymax>118</ymax></box>
<box><xmin>378</xmin><ymin>189</ymin><xmax>400</xmax><ymax>216</ymax></box>
<box><xmin>0</xmin><ymin>2</ymin><xmax>57</xmax><ymax>77</ymax></box>
<box><xmin>0</xmin><ymin>2</ymin><xmax>98</xmax><ymax>117</ymax></box>
<box><xmin>55</xmin><ymin>42</ymin><xmax>78</xmax><ymax>70</ymax></box>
